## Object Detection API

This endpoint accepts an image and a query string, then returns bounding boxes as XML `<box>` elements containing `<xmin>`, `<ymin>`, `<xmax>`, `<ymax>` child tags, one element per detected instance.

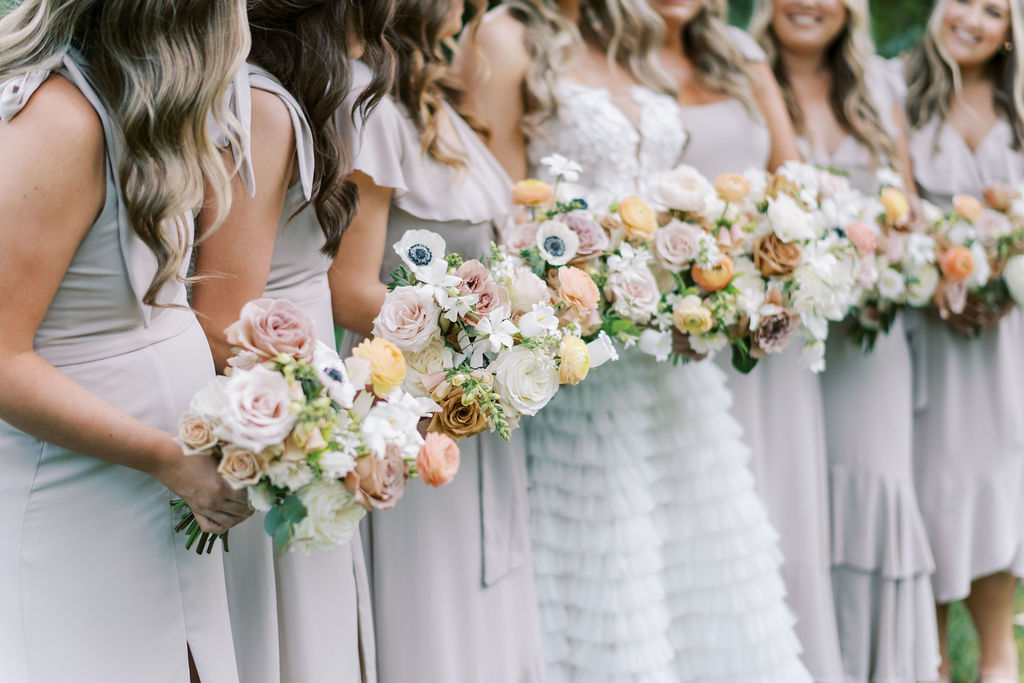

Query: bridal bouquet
<box><xmin>173</xmin><ymin>298</ymin><xmax>455</xmax><ymax>555</ymax></box>
<box><xmin>374</xmin><ymin>225</ymin><xmax>615</xmax><ymax>443</ymax></box>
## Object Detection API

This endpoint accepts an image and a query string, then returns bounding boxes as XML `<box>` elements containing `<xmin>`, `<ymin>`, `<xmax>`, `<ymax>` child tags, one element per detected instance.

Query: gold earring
<box><xmin>1004</xmin><ymin>41</ymin><xmax>1014</xmax><ymax>52</ymax></box>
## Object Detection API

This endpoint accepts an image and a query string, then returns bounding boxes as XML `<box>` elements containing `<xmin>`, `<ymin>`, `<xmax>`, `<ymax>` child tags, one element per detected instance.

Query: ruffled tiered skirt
<box><xmin>823</xmin><ymin>317</ymin><xmax>941</xmax><ymax>682</ymax></box>
<box><xmin>526</xmin><ymin>351</ymin><xmax>810</xmax><ymax>682</ymax></box>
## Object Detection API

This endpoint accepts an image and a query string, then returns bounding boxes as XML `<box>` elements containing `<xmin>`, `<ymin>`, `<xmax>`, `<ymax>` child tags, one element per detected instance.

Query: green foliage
<box><xmin>946</xmin><ymin>587</ymin><xmax>1024</xmax><ymax>682</ymax></box>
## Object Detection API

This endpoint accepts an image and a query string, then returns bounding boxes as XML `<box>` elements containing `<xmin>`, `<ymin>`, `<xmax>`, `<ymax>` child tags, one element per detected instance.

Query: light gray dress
<box><xmin>339</xmin><ymin>61</ymin><xmax>545</xmax><ymax>683</ymax></box>
<box><xmin>218</xmin><ymin>65</ymin><xmax>375</xmax><ymax>683</ymax></box>
<box><xmin>805</xmin><ymin>58</ymin><xmax>939</xmax><ymax>683</ymax></box>
<box><xmin>0</xmin><ymin>55</ymin><xmax>239</xmax><ymax>683</ymax></box>
<box><xmin>908</xmin><ymin>113</ymin><xmax>1024</xmax><ymax>603</ymax></box>
<box><xmin>695</xmin><ymin>27</ymin><xmax>847</xmax><ymax>683</ymax></box>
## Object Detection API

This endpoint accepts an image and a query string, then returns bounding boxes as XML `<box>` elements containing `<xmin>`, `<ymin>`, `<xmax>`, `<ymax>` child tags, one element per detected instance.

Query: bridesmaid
<box><xmin>654</xmin><ymin>2</ymin><xmax>846</xmax><ymax>680</ymax></box>
<box><xmin>0</xmin><ymin>1</ymin><xmax>251</xmax><ymax>682</ymax></box>
<box><xmin>190</xmin><ymin>3</ymin><xmax>394</xmax><ymax>682</ymax></box>
<box><xmin>750</xmin><ymin>1</ymin><xmax>941</xmax><ymax>681</ymax></box>
<box><xmin>904</xmin><ymin>0</ymin><xmax>1024</xmax><ymax>680</ymax></box>
<box><xmin>329</xmin><ymin>1</ymin><xmax>545</xmax><ymax>681</ymax></box>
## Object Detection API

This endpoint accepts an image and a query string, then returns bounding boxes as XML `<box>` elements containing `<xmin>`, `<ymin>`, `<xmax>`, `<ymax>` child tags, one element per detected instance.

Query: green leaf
<box><xmin>731</xmin><ymin>343</ymin><xmax>759</xmax><ymax>374</ymax></box>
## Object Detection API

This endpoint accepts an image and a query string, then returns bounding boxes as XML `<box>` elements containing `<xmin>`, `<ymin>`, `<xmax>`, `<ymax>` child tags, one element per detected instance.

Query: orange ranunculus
<box><xmin>939</xmin><ymin>246</ymin><xmax>975</xmax><ymax>284</ymax></box>
<box><xmin>691</xmin><ymin>255</ymin><xmax>734</xmax><ymax>292</ymax></box>
<box><xmin>953</xmin><ymin>194</ymin><xmax>984</xmax><ymax>223</ymax></box>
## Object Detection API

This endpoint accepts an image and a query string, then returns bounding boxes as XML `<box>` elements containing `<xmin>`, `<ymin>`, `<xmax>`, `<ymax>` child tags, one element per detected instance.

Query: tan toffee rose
<box><xmin>428</xmin><ymin>385</ymin><xmax>491</xmax><ymax>440</ymax></box>
<box><xmin>753</xmin><ymin>234</ymin><xmax>802</xmax><ymax>277</ymax></box>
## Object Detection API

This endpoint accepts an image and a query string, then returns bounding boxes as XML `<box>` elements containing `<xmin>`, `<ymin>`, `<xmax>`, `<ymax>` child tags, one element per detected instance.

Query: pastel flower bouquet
<box><xmin>173</xmin><ymin>299</ymin><xmax>457</xmax><ymax>555</ymax></box>
<box><xmin>374</xmin><ymin>225</ymin><xmax>615</xmax><ymax>443</ymax></box>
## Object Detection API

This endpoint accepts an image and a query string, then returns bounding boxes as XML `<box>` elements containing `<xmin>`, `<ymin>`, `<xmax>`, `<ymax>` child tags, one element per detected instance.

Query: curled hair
<box><xmin>750</xmin><ymin>0</ymin><xmax>895</xmax><ymax>163</ymax></box>
<box><xmin>0</xmin><ymin>0</ymin><xmax>250</xmax><ymax>306</ymax></box>
<box><xmin>247</xmin><ymin>0</ymin><xmax>396</xmax><ymax>257</ymax></box>
<box><xmin>501</xmin><ymin>0</ymin><xmax>672</xmax><ymax>136</ymax></box>
<box><xmin>390</xmin><ymin>0</ymin><xmax>488</xmax><ymax>167</ymax></box>
<box><xmin>905</xmin><ymin>0</ymin><xmax>1024</xmax><ymax>151</ymax></box>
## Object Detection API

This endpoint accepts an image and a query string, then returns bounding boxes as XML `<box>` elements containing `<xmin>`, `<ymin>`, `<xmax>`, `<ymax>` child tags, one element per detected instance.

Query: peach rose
<box><xmin>428</xmin><ymin>384</ymin><xmax>491</xmax><ymax>440</ymax></box>
<box><xmin>619</xmin><ymin>196</ymin><xmax>658</xmax><ymax>241</ymax></box>
<box><xmin>845</xmin><ymin>221</ymin><xmax>877</xmax><ymax>255</ymax></box>
<box><xmin>511</xmin><ymin>179</ymin><xmax>554</xmax><ymax>207</ymax></box>
<box><xmin>953</xmin><ymin>194</ymin><xmax>984</xmax><ymax>223</ymax></box>
<box><xmin>939</xmin><ymin>246</ymin><xmax>975</xmax><ymax>284</ymax></box>
<box><xmin>456</xmin><ymin>259</ymin><xmax>509</xmax><ymax>318</ymax></box>
<box><xmin>557</xmin><ymin>266</ymin><xmax>600</xmax><ymax>313</ymax></box>
<box><xmin>753</xmin><ymin>234</ymin><xmax>802</xmax><ymax>277</ymax></box>
<box><xmin>176</xmin><ymin>411</ymin><xmax>218</xmax><ymax>456</ymax></box>
<box><xmin>691</xmin><ymin>255</ymin><xmax>734</xmax><ymax>292</ymax></box>
<box><xmin>880</xmin><ymin>187</ymin><xmax>910</xmax><ymax>226</ymax></box>
<box><xmin>714</xmin><ymin>173</ymin><xmax>751</xmax><ymax>202</ymax></box>
<box><xmin>559</xmin><ymin>212</ymin><xmax>609</xmax><ymax>261</ymax></box>
<box><xmin>984</xmin><ymin>182</ymin><xmax>1017</xmax><ymax>212</ymax></box>
<box><xmin>217</xmin><ymin>444</ymin><xmax>269</xmax><ymax>490</ymax></box>
<box><xmin>225</xmin><ymin>298</ymin><xmax>317</xmax><ymax>362</ymax></box>
<box><xmin>417</xmin><ymin>432</ymin><xmax>461</xmax><ymax>487</ymax></box>
<box><xmin>345</xmin><ymin>447</ymin><xmax>408</xmax><ymax>511</ymax></box>
<box><xmin>353</xmin><ymin>337</ymin><xmax>407</xmax><ymax>397</ymax></box>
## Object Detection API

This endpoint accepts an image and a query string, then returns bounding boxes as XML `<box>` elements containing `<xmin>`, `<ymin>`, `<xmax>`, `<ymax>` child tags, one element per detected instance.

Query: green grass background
<box><xmin>0</xmin><ymin>0</ymin><xmax>1020</xmax><ymax>678</ymax></box>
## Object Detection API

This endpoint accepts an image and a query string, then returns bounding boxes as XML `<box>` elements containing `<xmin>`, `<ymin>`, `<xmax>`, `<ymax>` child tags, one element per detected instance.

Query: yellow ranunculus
<box><xmin>953</xmin><ymin>194</ymin><xmax>984</xmax><ymax>223</ymax></box>
<box><xmin>353</xmin><ymin>338</ymin><xmax>407</xmax><ymax>397</ymax></box>
<box><xmin>511</xmin><ymin>179</ymin><xmax>554</xmax><ymax>207</ymax></box>
<box><xmin>557</xmin><ymin>335</ymin><xmax>590</xmax><ymax>385</ymax></box>
<box><xmin>714</xmin><ymin>173</ymin><xmax>751</xmax><ymax>202</ymax></box>
<box><xmin>672</xmin><ymin>296</ymin><xmax>714</xmax><ymax>335</ymax></box>
<box><xmin>618</xmin><ymin>196</ymin><xmax>658</xmax><ymax>241</ymax></box>
<box><xmin>880</xmin><ymin>187</ymin><xmax>910</xmax><ymax>225</ymax></box>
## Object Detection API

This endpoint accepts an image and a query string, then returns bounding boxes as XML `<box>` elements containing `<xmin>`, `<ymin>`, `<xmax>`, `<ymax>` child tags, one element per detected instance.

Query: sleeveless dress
<box><xmin>908</xmin><ymin>113</ymin><xmax>1024</xmax><ymax>604</ymax></box>
<box><xmin>217</xmin><ymin>64</ymin><xmax>376</xmax><ymax>683</ymax></box>
<box><xmin>0</xmin><ymin>55</ymin><xmax>239</xmax><ymax>683</ymax></box>
<box><xmin>802</xmin><ymin>58</ymin><xmax>939</xmax><ymax>683</ymax></box>
<box><xmin>338</xmin><ymin>60</ymin><xmax>545</xmax><ymax>683</ymax></box>
<box><xmin>690</xmin><ymin>28</ymin><xmax>846</xmax><ymax>683</ymax></box>
<box><xmin>524</xmin><ymin>65</ymin><xmax>810</xmax><ymax>682</ymax></box>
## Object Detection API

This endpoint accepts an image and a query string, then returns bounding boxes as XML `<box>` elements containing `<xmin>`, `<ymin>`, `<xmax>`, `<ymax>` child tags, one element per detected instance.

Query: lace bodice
<box><xmin>526</xmin><ymin>80</ymin><xmax>687</xmax><ymax>205</ymax></box>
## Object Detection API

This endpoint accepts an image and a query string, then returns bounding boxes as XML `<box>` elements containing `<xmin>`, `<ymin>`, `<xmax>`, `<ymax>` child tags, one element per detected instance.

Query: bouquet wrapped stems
<box><xmin>171</xmin><ymin>498</ymin><xmax>228</xmax><ymax>555</ymax></box>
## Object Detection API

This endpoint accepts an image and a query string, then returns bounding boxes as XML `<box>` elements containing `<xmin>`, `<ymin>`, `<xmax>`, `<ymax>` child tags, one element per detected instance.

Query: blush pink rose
<box><xmin>845</xmin><ymin>221</ymin><xmax>877</xmax><ymax>255</ymax></box>
<box><xmin>557</xmin><ymin>266</ymin><xmax>600</xmax><ymax>313</ymax></box>
<box><xmin>504</xmin><ymin>222</ymin><xmax>541</xmax><ymax>251</ymax></box>
<box><xmin>606</xmin><ymin>267</ymin><xmax>660</xmax><ymax>322</ymax></box>
<box><xmin>345</xmin><ymin>446</ymin><xmax>408</xmax><ymax>511</ymax></box>
<box><xmin>974</xmin><ymin>209</ymin><xmax>1012</xmax><ymax>241</ymax></box>
<box><xmin>226</xmin><ymin>298</ymin><xmax>317</xmax><ymax>362</ymax></box>
<box><xmin>416</xmin><ymin>432</ymin><xmax>461</xmax><ymax>487</ymax></box>
<box><xmin>456</xmin><ymin>259</ymin><xmax>509</xmax><ymax>317</ymax></box>
<box><xmin>654</xmin><ymin>220</ymin><xmax>702</xmax><ymax>272</ymax></box>
<box><xmin>217</xmin><ymin>364</ymin><xmax>298</xmax><ymax>453</ymax></box>
<box><xmin>558</xmin><ymin>212</ymin><xmax>609</xmax><ymax>261</ymax></box>
<box><xmin>372</xmin><ymin>286</ymin><xmax>440</xmax><ymax>353</ymax></box>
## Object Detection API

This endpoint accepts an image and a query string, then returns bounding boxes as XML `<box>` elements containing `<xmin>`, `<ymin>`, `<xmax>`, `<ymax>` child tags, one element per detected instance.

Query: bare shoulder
<box><xmin>474</xmin><ymin>7</ymin><xmax>530</xmax><ymax>70</ymax></box>
<box><xmin>250</xmin><ymin>87</ymin><xmax>294</xmax><ymax>143</ymax></box>
<box><xmin>3</xmin><ymin>75</ymin><xmax>104</xmax><ymax>158</ymax></box>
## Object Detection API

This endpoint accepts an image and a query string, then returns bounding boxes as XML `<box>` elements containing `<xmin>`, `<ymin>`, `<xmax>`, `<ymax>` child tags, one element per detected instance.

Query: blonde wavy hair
<box><xmin>750</xmin><ymin>0</ymin><xmax>895</xmax><ymax>163</ymax></box>
<box><xmin>390</xmin><ymin>0</ymin><xmax>488</xmax><ymax>168</ymax></box>
<box><xmin>0</xmin><ymin>0</ymin><xmax>249</xmax><ymax>305</ymax></box>
<box><xmin>669</xmin><ymin>0</ymin><xmax>759</xmax><ymax>112</ymax></box>
<box><xmin>497</xmin><ymin>0</ymin><xmax>672</xmax><ymax>136</ymax></box>
<box><xmin>906</xmin><ymin>0</ymin><xmax>1024</xmax><ymax>151</ymax></box>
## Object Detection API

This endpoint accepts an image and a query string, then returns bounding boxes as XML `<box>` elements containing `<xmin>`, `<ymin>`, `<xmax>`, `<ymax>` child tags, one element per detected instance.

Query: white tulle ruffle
<box><xmin>525</xmin><ymin>350</ymin><xmax>811</xmax><ymax>683</ymax></box>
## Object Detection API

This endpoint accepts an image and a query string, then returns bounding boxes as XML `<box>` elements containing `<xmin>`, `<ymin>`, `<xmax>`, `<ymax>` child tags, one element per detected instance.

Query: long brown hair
<box><xmin>750</xmin><ymin>0</ymin><xmax>895</xmax><ymax>163</ymax></box>
<box><xmin>0</xmin><ymin>0</ymin><xmax>250</xmax><ymax>306</ymax></box>
<box><xmin>247</xmin><ymin>0</ymin><xmax>396</xmax><ymax>256</ymax></box>
<box><xmin>391</xmin><ymin>0</ymin><xmax>488</xmax><ymax>167</ymax></box>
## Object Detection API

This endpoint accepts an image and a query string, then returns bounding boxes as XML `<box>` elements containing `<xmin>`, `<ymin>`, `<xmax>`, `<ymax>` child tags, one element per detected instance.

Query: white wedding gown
<box><xmin>523</xmin><ymin>79</ymin><xmax>812</xmax><ymax>683</ymax></box>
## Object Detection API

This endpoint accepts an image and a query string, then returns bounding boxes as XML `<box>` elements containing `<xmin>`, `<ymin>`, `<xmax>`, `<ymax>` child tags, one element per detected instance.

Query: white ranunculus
<box><xmin>505</xmin><ymin>266</ymin><xmax>551</xmax><ymax>315</ymax></box>
<box><xmin>637</xmin><ymin>328</ymin><xmax>672</xmax><ymax>362</ymax></box>
<box><xmin>904</xmin><ymin>232</ymin><xmax>937</xmax><ymax>267</ymax></box>
<box><xmin>489</xmin><ymin>346</ymin><xmax>560</xmax><ymax>416</ymax></box>
<box><xmin>1003</xmin><ymin>254</ymin><xmax>1024</xmax><ymax>305</ymax></box>
<box><xmin>536</xmin><ymin>220</ymin><xmax>579</xmax><ymax>266</ymax></box>
<box><xmin>248</xmin><ymin>482</ymin><xmax>275</xmax><ymax>512</ymax></box>
<box><xmin>189</xmin><ymin>375</ymin><xmax>228</xmax><ymax>420</ymax></box>
<box><xmin>373</xmin><ymin>285</ymin><xmax>441</xmax><ymax>353</ymax></box>
<box><xmin>766</xmin><ymin>193</ymin><xmax>818</xmax><ymax>242</ymax></box>
<box><xmin>217</xmin><ymin>365</ymin><xmax>297</xmax><ymax>453</ymax></box>
<box><xmin>906</xmin><ymin>263</ymin><xmax>940</xmax><ymax>307</ymax></box>
<box><xmin>293</xmin><ymin>481</ymin><xmax>366</xmax><ymax>553</ymax></box>
<box><xmin>394</xmin><ymin>229</ymin><xmax>447</xmax><ymax>276</ymax></box>
<box><xmin>403</xmin><ymin>338</ymin><xmax>452</xmax><ymax>397</ymax></box>
<box><xmin>968</xmin><ymin>242</ymin><xmax>991</xmax><ymax>290</ymax></box>
<box><xmin>877</xmin><ymin>267</ymin><xmax>908</xmax><ymax>302</ymax></box>
<box><xmin>586</xmin><ymin>331</ymin><xmax>619</xmax><ymax>369</ymax></box>
<box><xmin>657</xmin><ymin>165</ymin><xmax>712</xmax><ymax>213</ymax></box>
<box><xmin>267</xmin><ymin>459</ymin><xmax>315</xmax><ymax>492</ymax></box>
<box><xmin>689</xmin><ymin>332</ymin><xmax>729</xmax><ymax>355</ymax></box>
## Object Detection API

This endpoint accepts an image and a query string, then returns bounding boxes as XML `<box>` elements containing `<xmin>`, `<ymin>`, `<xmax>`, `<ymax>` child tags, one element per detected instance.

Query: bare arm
<box><xmin>456</xmin><ymin>9</ymin><xmax>532</xmax><ymax>180</ymax></box>
<box><xmin>328</xmin><ymin>171</ymin><xmax>393</xmax><ymax>338</ymax></box>
<box><xmin>746</xmin><ymin>61</ymin><xmax>802</xmax><ymax>170</ymax></box>
<box><xmin>192</xmin><ymin>89</ymin><xmax>296</xmax><ymax>372</ymax></box>
<box><xmin>0</xmin><ymin>78</ymin><xmax>248</xmax><ymax>532</ymax></box>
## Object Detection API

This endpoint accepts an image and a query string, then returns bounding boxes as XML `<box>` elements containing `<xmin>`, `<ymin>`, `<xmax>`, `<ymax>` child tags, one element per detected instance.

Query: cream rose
<box><xmin>1003</xmin><ymin>254</ymin><xmax>1024</xmax><ymax>305</ymax></box>
<box><xmin>217</xmin><ymin>444</ymin><xmax>270</xmax><ymax>490</ymax></box>
<box><xmin>490</xmin><ymin>346</ymin><xmax>560</xmax><ymax>416</ymax></box>
<box><xmin>906</xmin><ymin>263</ymin><xmax>940</xmax><ymax>307</ymax></box>
<box><xmin>506</xmin><ymin>266</ymin><xmax>551</xmax><ymax>316</ymax></box>
<box><xmin>606</xmin><ymin>266</ymin><xmax>660</xmax><ymax>323</ymax></box>
<box><xmin>293</xmin><ymin>481</ymin><xmax>366</xmax><ymax>552</ymax></box>
<box><xmin>176</xmin><ymin>411</ymin><xmax>218</xmax><ymax>456</ymax></box>
<box><xmin>653</xmin><ymin>220</ymin><xmax>702</xmax><ymax>272</ymax></box>
<box><xmin>403</xmin><ymin>338</ymin><xmax>451</xmax><ymax>397</ymax></box>
<box><xmin>225</xmin><ymin>298</ymin><xmax>317</xmax><ymax>362</ymax></box>
<box><xmin>217</xmin><ymin>364</ymin><xmax>298</xmax><ymax>453</ymax></box>
<box><xmin>372</xmin><ymin>286</ymin><xmax>440</xmax><ymax>353</ymax></box>
<box><xmin>658</xmin><ymin>165</ymin><xmax>712</xmax><ymax>212</ymax></box>
<box><xmin>416</xmin><ymin>432</ymin><xmax>461</xmax><ymax>487</ymax></box>
<box><xmin>766</xmin><ymin>194</ymin><xmax>818</xmax><ymax>242</ymax></box>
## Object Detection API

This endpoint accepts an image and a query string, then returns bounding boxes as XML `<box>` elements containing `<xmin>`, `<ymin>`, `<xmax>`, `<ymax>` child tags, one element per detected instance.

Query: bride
<box><xmin>460</xmin><ymin>1</ymin><xmax>811</xmax><ymax>680</ymax></box>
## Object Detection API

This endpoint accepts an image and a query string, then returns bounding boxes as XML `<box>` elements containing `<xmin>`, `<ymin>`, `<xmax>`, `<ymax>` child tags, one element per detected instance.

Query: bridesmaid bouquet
<box><xmin>173</xmin><ymin>299</ymin><xmax>456</xmax><ymax>554</ymax></box>
<box><xmin>374</xmin><ymin>225</ymin><xmax>615</xmax><ymax>443</ymax></box>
